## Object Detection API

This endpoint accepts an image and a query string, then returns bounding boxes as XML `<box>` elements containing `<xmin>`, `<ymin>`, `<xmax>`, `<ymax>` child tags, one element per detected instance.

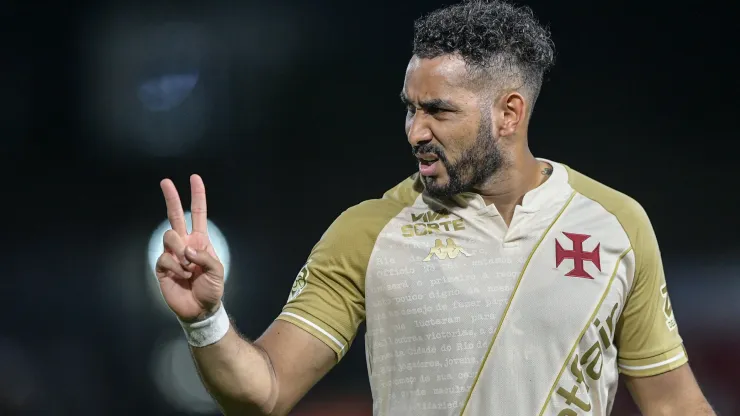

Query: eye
<box><xmin>406</xmin><ymin>105</ymin><xmax>416</xmax><ymax>115</ymax></box>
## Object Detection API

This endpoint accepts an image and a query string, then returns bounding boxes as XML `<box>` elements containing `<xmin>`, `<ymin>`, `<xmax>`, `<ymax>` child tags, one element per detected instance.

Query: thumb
<box><xmin>184</xmin><ymin>246</ymin><xmax>223</xmax><ymax>274</ymax></box>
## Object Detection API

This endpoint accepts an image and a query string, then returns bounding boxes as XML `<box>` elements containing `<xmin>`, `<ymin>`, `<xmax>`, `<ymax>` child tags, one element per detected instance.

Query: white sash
<box><xmin>461</xmin><ymin>193</ymin><xmax>632</xmax><ymax>416</ymax></box>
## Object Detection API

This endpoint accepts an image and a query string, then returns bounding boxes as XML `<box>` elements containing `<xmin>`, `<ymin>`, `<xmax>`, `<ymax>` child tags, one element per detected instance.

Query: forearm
<box><xmin>191</xmin><ymin>326</ymin><xmax>278</xmax><ymax>415</ymax></box>
<box><xmin>644</xmin><ymin>400</ymin><xmax>715</xmax><ymax>416</ymax></box>
<box><xmin>626</xmin><ymin>366</ymin><xmax>714</xmax><ymax>416</ymax></box>
<box><xmin>691</xmin><ymin>403</ymin><xmax>716</xmax><ymax>416</ymax></box>
<box><xmin>683</xmin><ymin>402</ymin><xmax>715</xmax><ymax>416</ymax></box>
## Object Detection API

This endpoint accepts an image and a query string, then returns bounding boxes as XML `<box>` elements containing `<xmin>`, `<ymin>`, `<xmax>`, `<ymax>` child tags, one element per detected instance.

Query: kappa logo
<box><xmin>423</xmin><ymin>238</ymin><xmax>471</xmax><ymax>262</ymax></box>
<box><xmin>660</xmin><ymin>284</ymin><xmax>677</xmax><ymax>331</ymax></box>
<box><xmin>555</xmin><ymin>232</ymin><xmax>601</xmax><ymax>279</ymax></box>
<box><xmin>287</xmin><ymin>260</ymin><xmax>311</xmax><ymax>302</ymax></box>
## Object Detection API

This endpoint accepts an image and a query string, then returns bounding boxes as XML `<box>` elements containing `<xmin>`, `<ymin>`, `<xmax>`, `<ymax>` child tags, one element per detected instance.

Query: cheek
<box><xmin>433</xmin><ymin>124</ymin><xmax>474</xmax><ymax>154</ymax></box>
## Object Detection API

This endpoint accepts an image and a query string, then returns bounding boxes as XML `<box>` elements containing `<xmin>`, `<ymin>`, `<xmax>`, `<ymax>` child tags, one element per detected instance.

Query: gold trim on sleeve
<box><xmin>617</xmin><ymin>344</ymin><xmax>688</xmax><ymax>377</ymax></box>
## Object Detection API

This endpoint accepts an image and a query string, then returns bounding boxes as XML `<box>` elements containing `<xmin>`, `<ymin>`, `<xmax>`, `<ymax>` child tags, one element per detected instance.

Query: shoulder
<box><xmin>318</xmin><ymin>174</ymin><xmax>423</xmax><ymax>246</ymax></box>
<box><xmin>331</xmin><ymin>173</ymin><xmax>422</xmax><ymax>229</ymax></box>
<box><xmin>564</xmin><ymin>165</ymin><xmax>655</xmax><ymax>251</ymax></box>
<box><xmin>346</xmin><ymin>173</ymin><xmax>423</xmax><ymax>216</ymax></box>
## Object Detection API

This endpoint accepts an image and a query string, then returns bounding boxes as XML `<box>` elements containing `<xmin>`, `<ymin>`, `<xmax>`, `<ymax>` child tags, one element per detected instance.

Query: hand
<box><xmin>155</xmin><ymin>174</ymin><xmax>225</xmax><ymax>322</ymax></box>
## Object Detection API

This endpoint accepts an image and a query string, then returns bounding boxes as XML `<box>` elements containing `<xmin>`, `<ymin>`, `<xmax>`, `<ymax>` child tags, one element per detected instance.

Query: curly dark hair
<box><xmin>413</xmin><ymin>0</ymin><xmax>555</xmax><ymax>108</ymax></box>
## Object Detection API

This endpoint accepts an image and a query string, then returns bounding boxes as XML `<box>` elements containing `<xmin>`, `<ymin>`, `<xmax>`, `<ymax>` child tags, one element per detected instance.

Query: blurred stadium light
<box><xmin>147</xmin><ymin>211</ymin><xmax>231</xmax><ymax>313</ymax></box>
<box><xmin>151</xmin><ymin>335</ymin><xmax>217</xmax><ymax>414</ymax></box>
<box><xmin>79</xmin><ymin>4</ymin><xmax>334</xmax><ymax>161</ymax></box>
<box><xmin>82</xmin><ymin>20</ymin><xmax>211</xmax><ymax>157</ymax></box>
<box><xmin>137</xmin><ymin>72</ymin><xmax>200</xmax><ymax>112</ymax></box>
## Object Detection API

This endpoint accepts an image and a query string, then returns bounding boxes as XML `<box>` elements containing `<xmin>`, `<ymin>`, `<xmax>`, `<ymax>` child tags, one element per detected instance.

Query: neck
<box><xmin>474</xmin><ymin>146</ymin><xmax>549</xmax><ymax>225</ymax></box>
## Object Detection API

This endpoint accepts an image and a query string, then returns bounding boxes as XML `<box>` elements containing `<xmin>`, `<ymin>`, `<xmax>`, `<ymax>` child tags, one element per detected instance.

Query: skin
<box><xmin>402</xmin><ymin>54</ymin><xmax>714</xmax><ymax>415</ymax></box>
<box><xmin>154</xmin><ymin>55</ymin><xmax>714</xmax><ymax>416</ymax></box>
<box><xmin>625</xmin><ymin>365</ymin><xmax>715</xmax><ymax>415</ymax></box>
<box><xmin>402</xmin><ymin>54</ymin><xmax>549</xmax><ymax>225</ymax></box>
<box><xmin>156</xmin><ymin>175</ymin><xmax>334</xmax><ymax>416</ymax></box>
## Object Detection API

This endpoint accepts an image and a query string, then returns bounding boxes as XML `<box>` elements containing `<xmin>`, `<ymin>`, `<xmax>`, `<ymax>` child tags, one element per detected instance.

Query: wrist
<box><xmin>179</xmin><ymin>302</ymin><xmax>230</xmax><ymax>347</ymax></box>
<box><xmin>182</xmin><ymin>302</ymin><xmax>222</xmax><ymax>323</ymax></box>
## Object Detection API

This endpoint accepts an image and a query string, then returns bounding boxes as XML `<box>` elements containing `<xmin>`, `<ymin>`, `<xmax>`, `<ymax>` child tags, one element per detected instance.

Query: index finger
<box><xmin>190</xmin><ymin>174</ymin><xmax>208</xmax><ymax>234</ymax></box>
<box><xmin>160</xmin><ymin>178</ymin><xmax>188</xmax><ymax>236</ymax></box>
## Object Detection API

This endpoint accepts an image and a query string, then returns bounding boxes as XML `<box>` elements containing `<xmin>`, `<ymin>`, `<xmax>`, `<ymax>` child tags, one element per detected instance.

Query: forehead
<box><xmin>403</xmin><ymin>55</ymin><xmax>473</xmax><ymax>99</ymax></box>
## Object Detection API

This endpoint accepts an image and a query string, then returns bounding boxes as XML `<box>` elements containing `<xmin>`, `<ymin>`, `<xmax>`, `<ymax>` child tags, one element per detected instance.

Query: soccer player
<box><xmin>154</xmin><ymin>1</ymin><xmax>714</xmax><ymax>415</ymax></box>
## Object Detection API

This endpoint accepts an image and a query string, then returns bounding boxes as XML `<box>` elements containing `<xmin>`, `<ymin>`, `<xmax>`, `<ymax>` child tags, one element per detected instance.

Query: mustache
<box><xmin>412</xmin><ymin>144</ymin><xmax>444</xmax><ymax>159</ymax></box>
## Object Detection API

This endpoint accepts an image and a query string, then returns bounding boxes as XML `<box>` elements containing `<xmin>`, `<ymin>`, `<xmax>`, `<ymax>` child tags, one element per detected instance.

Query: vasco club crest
<box><xmin>288</xmin><ymin>260</ymin><xmax>312</xmax><ymax>302</ymax></box>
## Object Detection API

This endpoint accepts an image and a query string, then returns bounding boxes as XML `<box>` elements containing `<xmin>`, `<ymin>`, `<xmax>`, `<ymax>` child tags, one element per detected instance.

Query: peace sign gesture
<box><xmin>155</xmin><ymin>174</ymin><xmax>225</xmax><ymax>322</ymax></box>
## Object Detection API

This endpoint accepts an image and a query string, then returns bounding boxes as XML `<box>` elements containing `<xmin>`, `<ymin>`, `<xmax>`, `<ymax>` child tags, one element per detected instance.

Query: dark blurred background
<box><xmin>3</xmin><ymin>0</ymin><xmax>738</xmax><ymax>415</ymax></box>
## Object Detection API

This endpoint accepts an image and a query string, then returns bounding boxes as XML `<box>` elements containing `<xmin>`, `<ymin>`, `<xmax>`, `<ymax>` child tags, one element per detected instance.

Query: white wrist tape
<box><xmin>179</xmin><ymin>303</ymin><xmax>230</xmax><ymax>348</ymax></box>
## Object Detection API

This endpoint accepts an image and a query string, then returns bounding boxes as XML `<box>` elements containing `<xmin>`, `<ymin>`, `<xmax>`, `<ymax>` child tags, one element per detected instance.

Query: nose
<box><xmin>406</xmin><ymin>113</ymin><xmax>433</xmax><ymax>147</ymax></box>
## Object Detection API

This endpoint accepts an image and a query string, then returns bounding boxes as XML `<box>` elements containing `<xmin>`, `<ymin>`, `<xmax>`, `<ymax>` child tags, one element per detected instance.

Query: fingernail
<box><xmin>184</xmin><ymin>271</ymin><xmax>192</xmax><ymax>278</ymax></box>
<box><xmin>180</xmin><ymin>256</ymin><xmax>191</xmax><ymax>267</ymax></box>
<box><xmin>186</xmin><ymin>247</ymin><xmax>197</xmax><ymax>257</ymax></box>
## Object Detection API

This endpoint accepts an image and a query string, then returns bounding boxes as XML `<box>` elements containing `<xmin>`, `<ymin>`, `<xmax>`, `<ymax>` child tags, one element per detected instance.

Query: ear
<box><xmin>495</xmin><ymin>91</ymin><xmax>526</xmax><ymax>137</ymax></box>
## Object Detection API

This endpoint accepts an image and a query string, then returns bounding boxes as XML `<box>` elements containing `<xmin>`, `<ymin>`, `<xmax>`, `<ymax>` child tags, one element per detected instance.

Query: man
<box><xmin>155</xmin><ymin>1</ymin><xmax>714</xmax><ymax>415</ymax></box>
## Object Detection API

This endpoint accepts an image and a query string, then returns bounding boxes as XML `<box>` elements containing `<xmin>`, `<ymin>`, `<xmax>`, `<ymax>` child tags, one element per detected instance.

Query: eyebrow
<box><xmin>400</xmin><ymin>92</ymin><xmax>459</xmax><ymax>112</ymax></box>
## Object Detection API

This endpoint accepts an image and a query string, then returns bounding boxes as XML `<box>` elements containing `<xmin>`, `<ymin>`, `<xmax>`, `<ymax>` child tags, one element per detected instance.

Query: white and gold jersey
<box><xmin>277</xmin><ymin>160</ymin><xmax>687</xmax><ymax>416</ymax></box>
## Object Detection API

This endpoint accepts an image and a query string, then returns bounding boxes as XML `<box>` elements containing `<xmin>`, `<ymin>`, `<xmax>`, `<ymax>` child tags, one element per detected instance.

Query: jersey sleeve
<box><xmin>276</xmin><ymin>205</ymin><xmax>373</xmax><ymax>360</ymax></box>
<box><xmin>614</xmin><ymin>202</ymin><xmax>688</xmax><ymax>377</ymax></box>
<box><xmin>276</xmin><ymin>177</ymin><xmax>420</xmax><ymax>361</ymax></box>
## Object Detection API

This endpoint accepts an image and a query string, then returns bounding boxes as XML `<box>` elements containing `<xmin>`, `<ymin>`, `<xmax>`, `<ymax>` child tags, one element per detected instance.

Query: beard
<box><xmin>414</xmin><ymin>111</ymin><xmax>505</xmax><ymax>199</ymax></box>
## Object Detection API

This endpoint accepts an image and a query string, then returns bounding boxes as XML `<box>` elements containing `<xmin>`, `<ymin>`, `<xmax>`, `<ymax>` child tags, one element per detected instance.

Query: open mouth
<box><xmin>416</xmin><ymin>153</ymin><xmax>441</xmax><ymax>176</ymax></box>
<box><xmin>416</xmin><ymin>153</ymin><xmax>439</xmax><ymax>165</ymax></box>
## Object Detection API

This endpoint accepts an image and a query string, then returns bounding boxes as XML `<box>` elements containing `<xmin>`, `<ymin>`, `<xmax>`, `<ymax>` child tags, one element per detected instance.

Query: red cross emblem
<box><xmin>555</xmin><ymin>232</ymin><xmax>601</xmax><ymax>279</ymax></box>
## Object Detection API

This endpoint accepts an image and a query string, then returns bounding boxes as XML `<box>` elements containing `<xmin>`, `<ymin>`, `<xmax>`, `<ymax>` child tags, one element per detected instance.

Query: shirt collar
<box><xmin>519</xmin><ymin>158</ymin><xmax>571</xmax><ymax>212</ymax></box>
<box><xmin>438</xmin><ymin>158</ymin><xmax>571</xmax><ymax>214</ymax></box>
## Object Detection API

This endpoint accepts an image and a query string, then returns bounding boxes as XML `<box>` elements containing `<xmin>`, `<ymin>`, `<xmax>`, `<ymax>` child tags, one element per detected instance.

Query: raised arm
<box><xmin>188</xmin><ymin>313</ymin><xmax>336</xmax><ymax>415</ymax></box>
<box><xmin>154</xmin><ymin>174</ymin><xmax>388</xmax><ymax>414</ymax></box>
